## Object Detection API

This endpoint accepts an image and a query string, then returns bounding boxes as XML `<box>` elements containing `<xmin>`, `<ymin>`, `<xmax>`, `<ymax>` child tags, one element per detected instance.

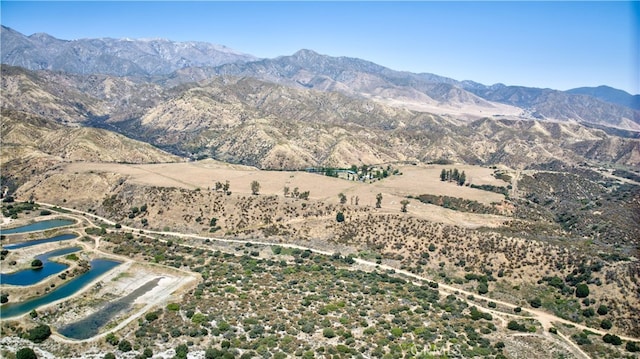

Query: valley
<box><xmin>1</xmin><ymin>25</ymin><xmax>639</xmax><ymax>359</ymax></box>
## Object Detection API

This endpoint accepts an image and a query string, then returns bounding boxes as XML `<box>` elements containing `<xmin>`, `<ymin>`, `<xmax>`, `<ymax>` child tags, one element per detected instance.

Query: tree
<box><xmin>400</xmin><ymin>200</ymin><xmax>409</xmax><ymax>212</ymax></box>
<box><xmin>440</xmin><ymin>169</ymin><xmax>447</xmax><ymax>181</ymax></box>
<box><xmin>458</xmin><ymin>171</ymin><xmax>466</xmax><ymax>186</ymax></box>
<box><xmin>600</xmin><ymin>319</ymin><xmax>613</xmax><ymax>330</ymax></box>
<box><xmin>603</xmin><ymin>333</ymin><xmax>622</xmax><ymax>346</ymax></box>
<box><xmin>299</xmin><ymin>191</ymin><xmax>310</xmax><ymax>200</ymax></box>
<box><xmin>477</xmin><ymin>282</ymin><xmax>489</xmax><ymax>294</ymax></box>
<box><xmin>283</xmin><ymin>186</ymin><xmax>290</xmax><ymax>197</ymax></box>
<box><xmin>27</xmin><ymin>324</ymin><xmax>51</xmax><ymax>343</ymax></box>
<box><xmin>338</xmin><ymin>193</ymin><xmax>347</xmax><ymax>205</ymax></box>
<box><xmin>376</xmin><ymin>193</ymin><xmax>383</xmax><ymax>208</ymax></box>
<box><xmin>597</xmin><ymin>304</ymin><xmax>608</xmax><ymax>315</ymax></box>
<box><xmin>16</xmin><ymin>348</ymin><xmax>37</xmax><ymax>359</ymax></box>
<box><xmin>31</xmin><ymin>259</ymin><xmax>43</xmax><ymax>268</ymax></box>
<box><xmin>336</xmin><ymin>212</ymin><xmax>345</xmax><ymax>223</ymax></box>
<box><xmin>575</xmin><ymin>283</ymin><xmax>590</xmax><ymax>298</ymax></box>
<box><xmin>251</xmin><ymin>180</ymin><xmax>260</xmax><ymax>195</ymax></box>
<box><xmin>223</xmin><ymin>180</ymin><xmax>230</xmax><ymax>194</ymax></box>
<box><xmin>626</xmin><ymin>341</ymin><xmax>640</xmax><ymax>352</ymax></box>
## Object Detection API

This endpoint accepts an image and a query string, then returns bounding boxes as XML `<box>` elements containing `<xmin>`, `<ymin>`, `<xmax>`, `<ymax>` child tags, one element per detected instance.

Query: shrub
<box><xmin>145</xmin><ymin>311</ymin><xmax>159</xmax><ymax>322</ymax></box>
<box><xmin>27</xmin><ymin>324</ymin><xmax>51</xmax><ymax>343</ymax></box>
<box><xmin>336</xmin><ymin>212</ymin><xmax>345</xmax><ymax>223</ymax></box>
<box><xmin>167</xmin><ymin>303</ymin><xmax>180</xmax><ymax>311</ymax></box>
<box><xmin>603</xmin><ymin>333</ymin><xmax>622</xmax><ymax>346</ymax></box>
<box><xmin>477</xmin><ymin>282</ymin><xmax>488</xmax><ymax>294</ymax></box>
<box><xmin>626</xmin><ymin>341</ymin><xmax>640</xmax><ymax>352</ymax></box>
<box><xmin>104</xmin><ymin>354</ymin><xmax>115</xmax><ymax>359</ymax></box>
<box><xmin>16</xmin><ymin>348</ymin><xmax>37</xmax><ymax>359</ymax></box>
<box><xmin>597</xmin><ymin>304</ymin><xmax>608</xmax><ymax>315</ymax></box>
<box><xmin>323</xmin><ymin>328</ymin><xmax>336</xmax><ymax>338</ymax></box>
<box><xmin>507</xmin><ymin>321</ymin><xmax>527</xmax><ymax>332</ymax></box>
<box><xmin>575</xmin><ymin>283</ymin><xmax>590</xmax><ymax>298</ymax></box>
<box><xmin>105</xmin><ymin>333</ymin><xmax>119</xmax><ymax>346</ymax></box>
<box><xmin>582</xmin><ymin>308</ymin><xmax>595</xmax><ymax>317</ymax></box>
<box><xmin>175</xmin><ymin>344</ymin><xmax>189</xmax><ymax>359</ymax></box>
<box><xmin>31</xmin><ymin>259</ymin><xmax>43</xmax><ymax>268</ymax></box>
<box><xmin>529</xmin><ymin>297</ymin><xmax>542</xmax><ymax>308</ymax></box>
<box><xmin>600</xmin><ymin>319</ymin><xmax>613</xmax><ymax>330</ymax></box>
<box><xmin>143</xmin><ymin>348</ymin><xmax>153</xmax><ymax>358</ymax></box>
<box><xmin>118</xmin><ymin>339</ymin><xmax>132</xmax><ymax>352</ymax></box>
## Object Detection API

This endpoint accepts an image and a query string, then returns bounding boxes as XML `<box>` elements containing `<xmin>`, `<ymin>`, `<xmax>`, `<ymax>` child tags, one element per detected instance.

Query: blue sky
<box><xmin>1</xmin><ymin>1</ymin><xmax>638</xmax><ymax>94</ymax></box>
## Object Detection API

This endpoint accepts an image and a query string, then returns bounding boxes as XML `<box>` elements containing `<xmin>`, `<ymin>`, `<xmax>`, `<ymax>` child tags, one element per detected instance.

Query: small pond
<box><xmin>1</xmin><ymin>219</ymin><xmax>76</xmax><ymax>235</ymax></box>
<box><xmin>0</xmin><ymin>258</ymin><xmax>122</xmax><ymax>318</ymax></box>
<box><xmin>3</xmin><ymin>233</ymin><xmax>78</xmax><ymax>250</ymax></box>
<box><xmin>0</xmin><ymin>246</ymin><xmax>81</xmax><ymax>286</ymax></box>
<box><xmin>58</xmin><ymin>277</ymin><xmax>161</xmax><ymax>339</ymax></box>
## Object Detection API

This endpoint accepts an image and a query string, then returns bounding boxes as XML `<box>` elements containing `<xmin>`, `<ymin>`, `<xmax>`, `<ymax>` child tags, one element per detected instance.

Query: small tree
<box><xmin>440</xmin><ymin>169</ymin><xmax>447</xmax><ymax>181</ymax></box>
<box><xmin>251</xmin><ymin>180</ymin><xmax>260</xmax><ymax>195</ymax></box>
<box><xmin>118</xmin><ymin>339</ymin><xmax>132</xmax><ymax>352</ymax></box>
<box><xmin>375</xmin><ymin>193</ymin><xmax>383</xmax><ymax>208</ymax></box>
<box><xmin>16</xmin><ymin>348</ymin><xmax>37</xmax><ymax>359</ymax></box>
<box><xmin>223</xmin><ymin>180</ymin><xmax>230</xmax><ymax>194</ymax></box>
<box><xmin>575</xmin><ymin>283</ymin><xmax>590</xmax><ymax>298</ymax></box>
<box><xmin>338</xmin><ymin>193</ymin><xmax>347</xmax><ymax>205</ymax></box>
<box><xmin>336</xmin><ymin>212</ymin><xmax>345</xmax><ymax>223</ymax></box>
<box><xmin>597</xmin><ymin>304</ymin><xmax>608</xmax><ymax>315</ymax></box>
<box><xmin>458</xmin><ymin>171</ymin><xmax>466</xmax><ymax>186</ymax></box>
<box><xmin>283</xmin><ymin>186</ymin><xmax>290</xmax><ymax>197</ymax></box>
<box><xmin>27</xmin><ymin>324</ymin><xmax>51</xmax><ymax>343</ymax></box>
<box><xmin>400</xmin><ymin>200</ymin><xmax>409</xmax><ymax>213</ymax></box>
<box><xmin>31</xmin><ymin>259</ymin><xmax>43</xmax><ymax>268</ymax></box>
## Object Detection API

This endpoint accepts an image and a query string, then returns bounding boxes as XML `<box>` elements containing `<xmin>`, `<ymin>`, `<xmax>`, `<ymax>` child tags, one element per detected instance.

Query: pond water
<box><xmin>1</xmin><ymin>219</ymin><xmax>76</xmax><ymax>234</ymax></box>
<box><xmin>58</xmin><ymin>277</ymin><xmax>161</xmax><ymax>339</ymax></box>
<box><xmin>3</xmin><ymin>233</ymin><xmax>78</xmax><ymax>250</ymax></box>
<box><xmin>0</xmin><ymin>246</ymin><xmax>81</xmax><ymax>286</ymax></box>
<box><xmin>0</xmin><ymin>258</ymin><xmax>122</xmax><ymax>319</ymax></box>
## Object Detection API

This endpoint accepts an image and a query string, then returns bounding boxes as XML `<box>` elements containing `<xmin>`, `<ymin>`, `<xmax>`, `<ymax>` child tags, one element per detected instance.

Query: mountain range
<box><xmin>1</xmin><ymin>26</ymin><xmax>639</xmax><ymax>173</ymax></box>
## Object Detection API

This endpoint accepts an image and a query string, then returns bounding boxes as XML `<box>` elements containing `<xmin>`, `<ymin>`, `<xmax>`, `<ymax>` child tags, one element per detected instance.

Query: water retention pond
<box><xmin>58</xmin><ymin>277</ymin><xmax>161</xmax><ymax>339</ymax></box>
<box><xmin>0</xmin><ymin>259</ymin><xmax>122</xmax><ymax>319</ymax></box>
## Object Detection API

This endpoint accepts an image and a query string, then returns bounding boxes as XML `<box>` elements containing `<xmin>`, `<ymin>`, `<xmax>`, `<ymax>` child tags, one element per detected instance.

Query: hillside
<box><xmin>2</xmin><ymin>67</ymin><xmax>639</xmax><ymax>170</ymax></box>
<box><xmin>2</xmin><ymin>27</ymin><xmax>639</xmax><ymax>131</ymax></box>
<box><xmin>0</xmin><ymin>109</ymin><xmax>180</xmax><ymax>191</ymax></box>
<box><xmin>0</xmin><ymin>25</ymin><xmax>255</xmax><ymax>77</ymax></box>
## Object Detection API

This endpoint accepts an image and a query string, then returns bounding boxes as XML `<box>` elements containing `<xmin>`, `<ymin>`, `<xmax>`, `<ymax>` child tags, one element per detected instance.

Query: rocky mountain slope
<box><xmin>0</xmin><ymin>25</ymin><xmax>255</xmax><ymax>77</ymax></box>
<box><xmin>568</xmin><ymin>85</ymin><xmax>640</xmax><ymax>110</ymax></box>
<box><xmin>3</xmin><ymin>27</ymin><xmax>638</xmax><ymax>131</ymax></box>
<box><xmin>1</xmin><ymin>109</ymin><xmax>179</xmax><ymax>190</ymax></box>
<box><xmin>2</xmin><ymin>66</ymin><xmax>639</xmax><ymax>170</ymax></box>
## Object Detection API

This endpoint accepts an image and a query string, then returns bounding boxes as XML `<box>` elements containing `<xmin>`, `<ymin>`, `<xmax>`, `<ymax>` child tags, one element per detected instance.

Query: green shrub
<box><xmin>626</xmin><ymin>341</ymin><xmax>640</xmax><ymax>352</ymax></box>
<box><xmin>600</xmin><ymin>319</ymin><xmax>613</xmax><ymax>330</ymax></box>
<box><xmin>16</xmin><ymin>348</ymin><xmax>37</xmax><ymax>359</ymax></box>
<box><xmin>597</xmin><ymin>304</ymin><xmax>608</xmax><ymax>315</ymax></box>
<box><xmin>575</xmin><ymin>284</ymin><xmax>590</xmax><ymax>298</ymax></box>
<box><xmin>603</xmin><ymin>333</ymin><xmax>622</xmax><ymax>346</ymax></box>
<box><xmin>529</xmin><ymin>297</ymin><xmax>542</xmax><ymax>308</ymax></box>
<box><xmin>323</xmin><ymin>328</ymin><xmax>336</xmax><ymax>338</ymax></box>
<box><xmin>118</xmin><ymin>340</ymin><xmax>132</xmax><ymax>352</ymax></box>
<box><xmin>27</xmin><ymin>324</ymin><xmax>51</xmax><ymax>343</ymax></box>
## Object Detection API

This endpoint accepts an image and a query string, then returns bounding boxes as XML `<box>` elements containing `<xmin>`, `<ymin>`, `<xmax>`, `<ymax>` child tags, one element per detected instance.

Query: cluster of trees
<box><xmin>440</xmin><ymin>168</ymin><xmax>466</xmax><ymax>186</ymax></box>
<box><xmin>213</xmin><ymin>180</ymin><xmax>231</xmax><ymax>195</ymax></box>
<box><xmin>284</xmin><ymin>186</ymin><xmax>310</xmax><ymax>200</ymax></box>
